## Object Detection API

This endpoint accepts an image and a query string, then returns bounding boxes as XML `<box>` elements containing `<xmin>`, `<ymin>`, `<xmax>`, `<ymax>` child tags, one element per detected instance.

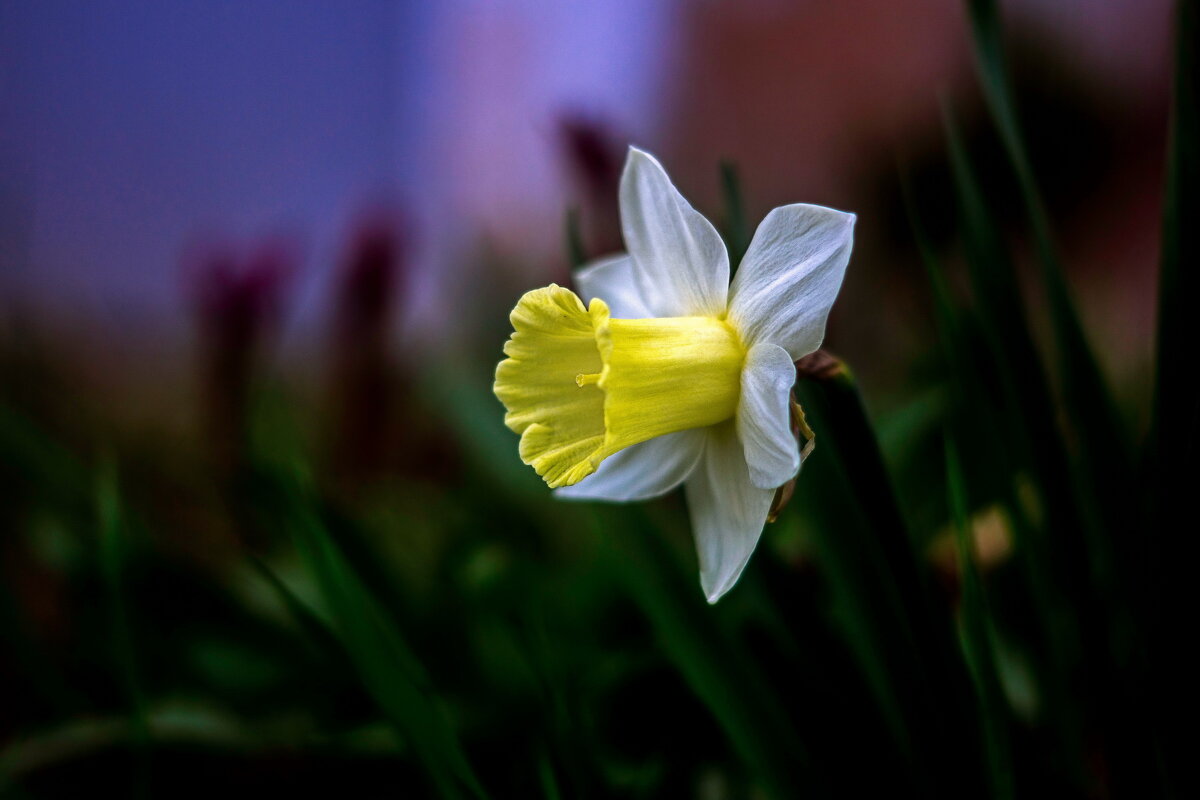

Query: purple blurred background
<box><xmin>0</xmin><ymin>0</ymin><xmax>1174</xmax><ymax>407</ymax></box>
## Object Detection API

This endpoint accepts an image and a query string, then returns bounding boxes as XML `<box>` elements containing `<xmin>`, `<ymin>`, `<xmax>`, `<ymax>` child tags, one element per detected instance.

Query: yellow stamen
<box><xmin>494</xmin><ymin>284</ymin><xmax>745</xmax><ymax>488</ymax></box>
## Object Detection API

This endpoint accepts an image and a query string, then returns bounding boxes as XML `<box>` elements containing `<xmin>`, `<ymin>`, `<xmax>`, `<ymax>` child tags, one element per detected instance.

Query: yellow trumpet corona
<box><xmin>494</xmin><ymin>284</ymin><xmax>745</xmax><ymax>488</ymax></box>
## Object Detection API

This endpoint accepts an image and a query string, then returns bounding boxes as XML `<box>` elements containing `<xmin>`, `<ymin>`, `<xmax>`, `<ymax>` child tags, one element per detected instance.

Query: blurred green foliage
<box><xmin>2</xmin><ymin>2</ymin><xmax>1194</xmax><ymax>797</ymax></box>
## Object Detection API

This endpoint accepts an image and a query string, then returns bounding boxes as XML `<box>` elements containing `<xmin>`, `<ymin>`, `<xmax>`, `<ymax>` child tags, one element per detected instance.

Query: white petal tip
<box><xmin>835</xmin><ymin>210</ymin><xmax>858</xmax><ymax>236</ymax></box>
<box><xmin>703</xmin><ymin>583</ymin><xmax>724</xmax><ymax>605</ymax></box>
<box><xmin>622</xmin><ymin>147</ymin><xmax>671</xmax><ymax>186</ymax></box>
<box><xmin>702</xmin><ymin>575</ymin><xmax>736</xmax><ymax>604</ymax></box>
<box><xmin>700</xmin><ymin>563</ymin><xmax>748</xmax><ymax>604</ymax></box>
<box><xmin>803</xmin><ymin>204</ymin><xmax>856</xmax><ymax>234</ymax></box>
<box><xmin>623</xmin><ymin>146</ymin><xmax>657</xmax><ymax>171</ymax></box>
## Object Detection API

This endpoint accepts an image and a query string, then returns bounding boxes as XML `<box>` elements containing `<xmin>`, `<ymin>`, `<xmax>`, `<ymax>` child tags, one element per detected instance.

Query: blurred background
<box><xmin>0</xmin><ymin>0</ymin><xmax>1186</xmax><ymax>797</ymax></box>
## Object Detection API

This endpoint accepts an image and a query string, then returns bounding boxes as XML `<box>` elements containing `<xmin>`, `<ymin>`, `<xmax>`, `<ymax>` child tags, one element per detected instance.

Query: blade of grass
<box><xmin>783</xmin><ymin>409</ymin><xmax>917</xmax><ymax>779</ymax></box>
<box><xmin>565</xmin><ymin>208</ymin><xmax>587</xmax><ymax>270</ymax></box>
<box><xmin>941</xmin><ymin>104</ymin><xmax>1087</xmax><ymax>551</ymax></box>
<box><xmin>283</xmin><ymin>484</ymin><xmax>487</xmax><ymax>799</ymax></box>
<box><xmin>509</xmin><ymin>610</ymin><xmax>603</xmax><ymax>800</ymax></box>
<box><xmin>0</xmin><ymin>406</ymin><xmax>89</xmax><ymax>720</ymax></box>
<box><xmin>1153</xmin><ymin>1</ymin><xmax>1200</xmax><ymax>473</ymax></box>
<box><xmin>897</xmin><ymin>163</ymin><xmax>960</xmax><ymax>350</ymax></box>
<box><xmin>598</xmin><ymin>505</ymin><xmax>825</xmax><ymax>799</ymax></box>
<box><xmin>964</xmin><ymin>0</ymin><xmax>1123</xmax><ymax>405</ymax></box>
<box><xmin>719</xmin><ymin>160</ymin><xmax>750</xmax><ymax>268</ymax></box>
<box><xmin>1148</xmin><ymin>3</ymin><xmax>1199</xmax><ymax>794</ymax></box>
<box><xmin>901</xmin><ymin>158</ymin><xmax>1059</xmax><ymax>632</ymax></box>
<box><xmin>953</xmin><ymin>4</ymin><xmax>1159</xmax><ymax>778</ymax></box>
<box><xmin>796</xmin><ymin>357</ymin><xmax>950</xmax><ymax>673</ymax></box>
<box><xmin>946</xmin><ymin>437</ymin><xmax>1014</xmax><ymax>800</ymax></box>
<box><xmin>537</xmin><ymin>751</ymin><xmax>563</xmax><ymax>800</ymax></box>
<box><xmin>0</xmin><ymin>402</ymin><xmax>89</xmax><ymax>509</ymax></box>
<box><xmin>941</xmin><ymin>109</ymin><xmax>1100</xmax><ymax>786</ymax></box>
<box><xmin>901</xmin><ymin>165</ymin><xmax>1081</xmax><ymax>760</ymax></box>
<box><xmin>247</xmin><ymin>555</ymin><xmax>346</xmax><ymax>662</ymax></box>
<box><xmin>795</xmin><ymin>355</ymin><xmax>979</xmax><ymax>796</ymax></box>
<box><xmin>961</xmin><ymin>0</ymin><xmax>1132</xmax><ymax>593</ymax></box>
<box><xmin>95</xmin><ymin>457</ymin><xmax>150</xmax><ymax>797</ymax></box>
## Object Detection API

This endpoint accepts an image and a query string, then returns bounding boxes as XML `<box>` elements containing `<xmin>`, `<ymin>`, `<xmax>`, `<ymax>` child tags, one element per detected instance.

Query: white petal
<box><xmin>573</xmin><ymin>253</ymin><xmax>653</xmax><ymax>319</ymax></box>
<box><xmin>727</xmin><ymin>204</ymin><xmax>855</xmax><ymax>360</ymax></box>
<box><xmin>737</xmin><ymin>343</ymin><xmax>800</xmax><ymax>490</ymax></box>
<box><xmin>555</xmin><ymin>429</ymin><xmax>706</xmax><ymax>502</ymax></box>
<box><xmin>619</xmin><ymin>147</ymin><xmax>729</xmax><ymax>318</ymax></box>
<box><xmin>684</xmin><ymin>423</ymin><xmax>774</xmax><ymax>603</ymax></box>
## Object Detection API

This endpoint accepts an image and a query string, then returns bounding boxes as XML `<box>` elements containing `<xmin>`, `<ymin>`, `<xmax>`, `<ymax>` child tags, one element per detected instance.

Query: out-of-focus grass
<box><xmin>1148</xmin><ymin>2</ymin><xmax>1198</xmax><ymax>796</ymax></box>
<box><xmin>1</xmin><ymin>1</ymin><xmax>1191</xmax><ymax>797</ymax></box>
<box><xmin>946</xmin><ymin>437</ymin><xmax>1012</xmax><ymax>800</ymax></box>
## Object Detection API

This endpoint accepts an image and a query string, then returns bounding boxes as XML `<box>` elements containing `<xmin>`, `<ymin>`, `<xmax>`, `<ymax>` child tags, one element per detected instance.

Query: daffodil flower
<box><xmin>495</xmin><ymin>148</ymin><xmax>854</xmax><ymax>602</ymax></box>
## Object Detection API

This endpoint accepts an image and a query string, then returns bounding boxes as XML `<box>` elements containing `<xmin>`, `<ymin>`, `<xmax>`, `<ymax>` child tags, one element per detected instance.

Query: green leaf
<box><xmin>961</xmin><ymin>1</ymin><xmax>1132</xmax><ymax>594</ymax></box>
<box><xmin>945</xmin><ymin>436</ymin><xmax>1013</xmax><ymax>800</ymax></box>
<box><xmin>285</xmin><ymin>487</ymin><xmax>487</xmax><ymax>799</ymax></box>
<box><xmin>941</xmin><ymin>103</ymin><xmax>1098</xmax><ymax>787</ymax></box>
<box><xmin>897</xmin><ymin>162</ymin><xmax>959</xmax><ymax>352</ymax></box>
<box><xmin>1153</xmin><ymin>2</ymin><xmax>1200</xmax><ymax>469</ymax></box>
<box><xmin>797</xmin><ymin>362</ymin><xmax>925</xmax><ymax>618</ymax></box>
<box><xmin>537</xmin><ymin>752</ymin><xmax>563</xmax><ymax>800</ymax></box>
<box><xmin>796</xmin><ymin>358</ymin><xmax>977</xmax><ymax>795</ymax></box>
<box><xmin>599</xmin><ymin>506</ymin><xmax>823</xmax><ymax>799</ymax></box>
<box><xmin>95</xmin><ymin>457</ymin><xmax>151</xmax><ymax>795</ymax></box>
<box><xmin>1147</xmin><ymin>3</ymin><xmax>1199</xmax><ymax>794</ymax></box>
<box><xmin>720</xmin><ymin>160</ymin><xmax>750</xmax><ymax>268</ymax></box>
<box><xmin>248</xmin><ymin>555</ymin><xmax>346</xmax><ymax>662</ymax></box>
<box><xmin>565</xmin><ymin>207</ymin><xmax>588</xmax><ymax>270</ymax></box>
<box><xmin>0</xmin><ymin>402</ymin><xmax>89</xmax><ymax>510</ymax></box>
<box><xmin>901</xmin><ymin>161</ymin><xmax>1078</xmax><ymax>748</ymax></box>
<box><xmin>958</xmin><ymin>4</ymin><xmax>1162</xmax><ymax>788</ymax></box>
<box><xmin>940</xmin><ymin>104</ymin><xmax>1078</xmax><ymax>536</ymax></box>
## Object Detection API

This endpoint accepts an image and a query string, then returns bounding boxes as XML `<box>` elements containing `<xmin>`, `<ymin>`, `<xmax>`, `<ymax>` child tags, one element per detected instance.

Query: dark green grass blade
<box><xmin>248</xmin><ymin>555</ymin><xmax>347</xmax><ymax>663</ymax></box>
<box><xmin>720</xmin><ymin>161</ymin><xmax>750</xmax><ymax>268</ymax></box>
<box><xmin>958</xmin><ymin>2</ymin><xmax>1164</xmax><ymax>784</ymax></box>
<box><xmin>0</xmin><ymin>405</ymin><xmax>88</xmax><ymax>717</ymax></box>
<box><xmin>940</xmin><ymin>106</ymin><xmax>1120</xmax><ymax>644</ymax></box>
<box><xmin>1148</xmin><ymin>3</ymin><xmax>1199</xmax><ymax>794</ymax></box>
<box><xmin>537</xmin><ymin>752</ymin><xmax>563</xmax><ymax>800</ymax></box>
<box><xmin>565</xmin><ymin>208</ymin><xmax>588</xmax><ymax>270</ymax></box>
<box><xmin>600</xmin><ymin>506</ymin><xmax>824</xmax><ymax>799</ymax></box>
<box><xmin>962</xmin><ymin>0</ymin><xmax>1132</xmax><ymax>587</ymax></box>
<box><xmin>95</xmin><ymin>459</ymin><xmax>151</xmax><ymax>796</ymax></box>
<box><xmin>796</xmin><ymin>358</ymin><xmax>979</xmax><ymax>796</ymax></box>
<box><xmin>912</xmin><ymin>130</ymin><xmax>1075</xmax><ymax>641</ymax></box>
<box><xmin>901</xmin><ymin>165</ymin><xmax>1096</xmax><ymax>786</ymax></box>
<box><xmin>285</xmin><ymin>490</ymin><xmax>487</xmax><ymax>799</ymax></box>
<box><xmin>0</xmin><ymin>402</ymin><xmax>89</xmax><ymax>509</ymax></box>
<box><xmin>940</xmin><ymin>106</ymin><xmax>1087</xmax><ymax>550</ymax></box>
<box><xmin>941</xmin><ymin>108</ymin><xmax>1103</xmax><ymax>786</ymax></box>
<box><xmin>946</xmin><ymin>437</ymin><xmax>1014</xmax><ymax>800</ymax></box>
<box><xmin>965</xmin><ymin>0</ymin><xmax>1121</xmax><ymax>403</ymax></box>
<box><xmin>1153</xmin><ymin>2</ymin><xmax>1200</xmax><ymax>468</ymax></box>
<box><xmin>897</xmin><ymin>163</ymin><xmax>960</xmax><ymax>350</ymax></box>
<box><xmin>797</xmin><ymin>361</ymin><xmax>930</xmax><ymax>630</ymax></box>
<box><xmin>903</xmin><ymin>158</ymin><xmax>1052</xmax><ymax>622</ymax></box>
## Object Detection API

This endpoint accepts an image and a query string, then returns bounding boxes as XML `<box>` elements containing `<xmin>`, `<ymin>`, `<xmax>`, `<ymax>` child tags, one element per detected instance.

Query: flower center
<box><xmin>495</xmin><ymin>285</ymin><xmax>744</xmax><ymax>488</ymax></box>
